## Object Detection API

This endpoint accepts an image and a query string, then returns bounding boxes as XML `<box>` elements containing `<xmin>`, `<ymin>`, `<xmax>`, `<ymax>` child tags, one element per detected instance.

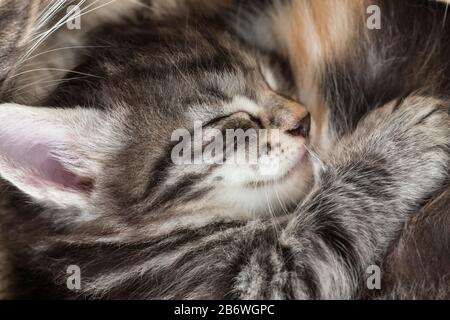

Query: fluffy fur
<box><xmin>0</xmin><ymin>0</ymin><xmax>449</xmax><ymax>299</ymax></box>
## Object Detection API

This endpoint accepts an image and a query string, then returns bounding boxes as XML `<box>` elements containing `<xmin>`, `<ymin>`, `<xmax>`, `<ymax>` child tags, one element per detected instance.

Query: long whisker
<box><xmin>22</xmin><ymin>0</ymin><xmax>113</xmax><ymax>63</ymax></box>
<box><xmin>304</xmin><ymin>145</ymin><xmax>325</xmax><ymax>173</ymax></box>
<box><xmin>8</xmin><ymin>68</ymin><xmax>102</xmax><ymax>80</ymax></box>
<box><xmin>69</xmin><ymin>0</ymin><xmax>117</xmax><ymax>20</ymax></box>
<box><xmin>126</xmin><ymin>0</ymin><xmax>149</xmax><ymax>9</ymax></box>
<box><xmin>443</xmin><ymin>3</ymin><xmax>449</xmax><ymax>28</ymax></box>
<box><xmin>11</xmin><ymin>76</ymin><xmax>93</xmax><ymax>97</ymax></box>
<box><xmin>274</xmin><ymin>188</ymin><xmax>290</xmax><ymax>217</ymax></box>
<box><xmin>264</xmin><ymin>182</ymin><xmax>281</xmax><ymax>237</ymax></box>
<box><xmin>32</xmin><ymin>0</ymin><xmax>104</xmax><ymax>40</ymax></box>
<box><xmin>22</xmin><ymin>45</ymin><xmax>108</xmax><ymax>62</ymax></box>
<box><xmin>36</xmin><ymin>0</ymin><xmax>69</xmax><ymax>29</ymax></box>
<box><xmin>23</xmin><ymin>0</ymin><xmax>89</xmax><ymax>61</ymax></box>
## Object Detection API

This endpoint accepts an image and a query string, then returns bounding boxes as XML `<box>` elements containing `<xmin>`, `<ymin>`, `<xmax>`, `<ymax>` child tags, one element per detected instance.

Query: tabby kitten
<box><xmin>199</xmin><ymin>0</ymin><xmax>450</xmax><ymax>297</ymax></box>
<box><xmin>0</xmin><ymin>1</ymin><xmax>448</xmax><ymax>299</ymax></box>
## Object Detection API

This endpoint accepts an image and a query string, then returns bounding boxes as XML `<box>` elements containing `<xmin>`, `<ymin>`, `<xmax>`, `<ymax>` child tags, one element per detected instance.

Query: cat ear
<box><xmin>0</xmin><ymin>103</ymin><xmax>110</xmax><ymax>210</ymax></box>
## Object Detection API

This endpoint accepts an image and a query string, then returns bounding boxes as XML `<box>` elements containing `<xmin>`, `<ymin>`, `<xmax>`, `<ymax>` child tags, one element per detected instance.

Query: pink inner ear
<box><xmin>17</xmin><ymin>143</ymin><xmax>93</xmax><ymax>192</ymax></box>
<box><xmin>40</xmin><ymin>157</ymin><xmax>94</xmax><ymax>192</ymax></box>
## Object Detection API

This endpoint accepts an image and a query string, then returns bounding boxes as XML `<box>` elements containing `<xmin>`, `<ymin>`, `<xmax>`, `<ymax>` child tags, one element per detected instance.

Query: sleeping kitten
<box><xmin>188</xmin><ymin>0</ymin><xmax>450</xmax><ymax>298</ymax></box>
<box><xmin>0</xmin><ymin>2</ymin><xmax>449</xmax><ymax>299</ymax></box>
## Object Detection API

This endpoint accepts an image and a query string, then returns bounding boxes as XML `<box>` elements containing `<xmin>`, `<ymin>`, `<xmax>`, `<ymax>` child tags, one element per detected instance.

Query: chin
<box><xmin>217</xmin><ymin>159</ymin><xmax>314</xmax><ymax>219</ymax></box>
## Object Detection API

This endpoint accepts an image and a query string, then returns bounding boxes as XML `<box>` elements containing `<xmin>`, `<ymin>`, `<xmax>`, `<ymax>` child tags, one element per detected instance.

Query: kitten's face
<box><xmin>132</xmin><ymin>84</ymin><xmax>313</xmax><ymax>219</ymax></box>
<box><xmin>0</xmin><ymin>22</ymin><xmax>313</xmax><ymax>230</ymax></box>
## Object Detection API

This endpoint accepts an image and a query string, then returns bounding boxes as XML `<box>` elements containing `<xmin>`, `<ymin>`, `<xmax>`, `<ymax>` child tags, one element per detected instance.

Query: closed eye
<box><xmin>202</xmin><ymin>114</ymin><xmax>233</xmax><ymax>128</ymax></box>
<box><xmin>202</xmin><ymin>112</ymin><xmax>263</xmax><ymax>129</ymax></box>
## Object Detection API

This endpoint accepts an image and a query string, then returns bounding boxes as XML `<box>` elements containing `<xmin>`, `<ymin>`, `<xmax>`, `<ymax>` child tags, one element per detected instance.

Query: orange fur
<box><xmin>269</xmin><ymin>0</ymin><xmax>367</xmax><ymax>151</ymax></box>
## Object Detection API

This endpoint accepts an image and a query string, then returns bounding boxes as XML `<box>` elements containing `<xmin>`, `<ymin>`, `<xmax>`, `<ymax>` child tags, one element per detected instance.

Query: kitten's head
<box><xmin>0</xmin><ymin>20</ymin><xmax>313</xmax><ymax>231</ymax></box>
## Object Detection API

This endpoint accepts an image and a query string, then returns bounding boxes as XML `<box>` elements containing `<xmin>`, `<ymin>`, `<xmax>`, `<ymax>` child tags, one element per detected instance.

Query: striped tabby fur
<box><xmin>0</xmin><ymin>0</ymin><xmax>449</xmax><ymax>299</ymax></box>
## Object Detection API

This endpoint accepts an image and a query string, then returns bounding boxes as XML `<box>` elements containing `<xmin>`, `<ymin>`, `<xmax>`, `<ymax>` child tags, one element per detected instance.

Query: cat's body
<box><xmin>0</xmin><ymin>0</ymin><xmax>449</xmax><ymax>299</ymax></box>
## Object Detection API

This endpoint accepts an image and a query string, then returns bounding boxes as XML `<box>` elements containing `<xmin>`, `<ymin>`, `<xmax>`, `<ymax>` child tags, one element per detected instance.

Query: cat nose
<box><xmin>271</xmin><ymin>94</ymin><xmax>311</xmax><ymax>138</ymax></box>
<box><xmin>286</xmin><ymin>113</ymin><xmax>311</xmax><ymax>138</ymax></box>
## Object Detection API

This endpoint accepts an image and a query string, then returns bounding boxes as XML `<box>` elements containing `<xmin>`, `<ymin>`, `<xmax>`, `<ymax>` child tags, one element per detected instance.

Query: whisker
<box><xmin>23</xmin><ymin>45</ymin><xmax>109</xmax><ymax>62</ymax></box>
<box><xmin>36</xmin><ymin>0</ymin><xmax>68</xmax><ymax>29</ymax></box>
<box><xmin>443</xmin><ymin>3</ymin><xmax>449</xmax><ymax>28</ymax></box>
<box><xmin>70</xmin><ymin>0</ymin><xmax>117</xmax><ymax>20</ymax></box>
<box><xmin>29</xmin><ymin>0</ymin><xmax>88</xmax><ymax>43</ymax></box>
<box><xmin>304</xmin><ymin>145</ymin><xmax>325</xmax><ymax>173</ymax></box>
<box><xmin>8</xmin><ymin>68</ymin><xmax>102</xmax><ymax>80</ymax></box>
<box><xmin>275</xmin><ymin>189</ymin><xmax>290</xmax><ymax>217</ymax></box>
<box><xmin>21</xmin><ymin>0</ymin><xmax>89</xmax><ymax>63</ymax></box>
<box><xmin>11</xmin><ymin>76</ymin><xmax>92</xmax><ymax>97</ymax></box>
<box><xmin>264</xmin><ymin>183</ymin><xmax>281</xmax><ymax>237</ymax></box>
<box><xmin>127</xmin><ymin>0</ymin><xmax>149</xmax><ymax>9</ymax></box>
<box><xmin>24</xmin><ymin>0</ymin><xmax>114</xmax><ymax>62</ymax></box>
